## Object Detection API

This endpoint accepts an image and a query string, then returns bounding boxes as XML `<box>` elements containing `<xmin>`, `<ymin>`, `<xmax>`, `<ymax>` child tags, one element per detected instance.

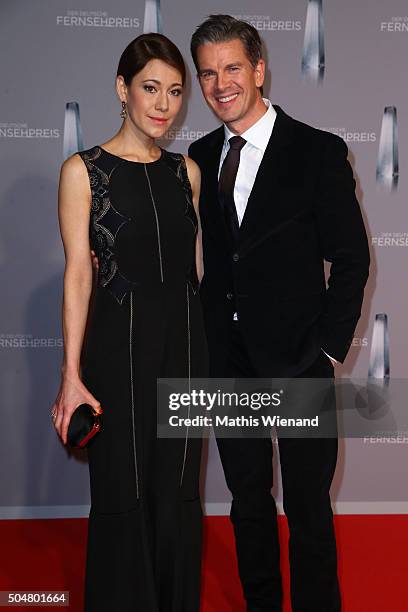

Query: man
<box><xmin>188</xmin><ymin>14</ymin><xmax>370</xmax><ymax>612</ymax></box>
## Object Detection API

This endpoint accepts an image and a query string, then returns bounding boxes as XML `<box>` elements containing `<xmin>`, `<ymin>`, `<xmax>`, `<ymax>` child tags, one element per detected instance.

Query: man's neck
<box><xmin>225</xmin><ymin>96</ymin><xmax>268</xmax><ymax>135</ymax></box>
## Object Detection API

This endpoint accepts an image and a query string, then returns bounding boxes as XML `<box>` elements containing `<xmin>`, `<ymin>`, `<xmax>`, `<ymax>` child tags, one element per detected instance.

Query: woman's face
<box><xmin>118</xmin><ymin>58</ymin><xmax>183</xmax><ymax>140</ymax></box>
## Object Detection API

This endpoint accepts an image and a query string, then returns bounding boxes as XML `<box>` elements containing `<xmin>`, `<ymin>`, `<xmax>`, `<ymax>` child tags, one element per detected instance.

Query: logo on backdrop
<box><xmin>376</xmin><ymin>106</ymin><xmax>399</xmax><ymax>191</ymax></box>
<box><xmin>0</xmin><ymin>123</ymin><xmax>60</xmax><ymax>139</ymax></box>
<box><xmin>0</xmin><ymin>334</ymin><xmax>63</xmax><ymax>348</ymax></box>
<box><xmin>56</xmin><ymin>10</ymin><xmax>140</xmax><ymax>28</ymax></box>
<box><xmin>320</xmin><ymin>127</ymin><xmax>376</xmax><ymax>143</ymax></box>
<box><xmin>233</xmin><ymin>15</ymin><xmax>302</xmax><ymax>31</ymax></box>
<box><xmin>63</xmin><ymin>102</ymin><xmax>84</xmax><ymax>161</ymax></box>
<box><xmin>364</xmin><ymin>436</ymin><xmax>408</xmax><ymax>444</ymax></box>
<box><xmin>372</xmin><ymin>232</ymin><xmax>408</xmax><ymax>247</ymax></box>
<box><xmin>352</xmin><ymin>337</ymin><xmax>369</xmax><ymax>348</ymax></box>
<box><xmin>162</xmin><ymin>125</ymin><xmax>209</xmax><ymax>141</ymax></box>
<box><xmin>144</xmin><ymin>0</ymin><xmax>162</xmax><ymax>33</ymax></box>
<box><xmin>380</xmin><ymin>16</ymin><xmax>408</xmax><ymax>32</ymax></box>
<box><xmin>301</xmin><ymin>0</ymin><xmax>325</xmax><ymax>83</ymax></box>
<box><xmin>368</xmin><ymin>314</ymin><xmax>390</xmax><ymax>380</ymax></box>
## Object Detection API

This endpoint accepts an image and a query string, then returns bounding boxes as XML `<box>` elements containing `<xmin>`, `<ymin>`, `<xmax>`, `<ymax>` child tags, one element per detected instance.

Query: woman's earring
<box><xmin>120</xmin><ymin>101</ymin><xmax>127</xmax><ymax>119</ymax></box>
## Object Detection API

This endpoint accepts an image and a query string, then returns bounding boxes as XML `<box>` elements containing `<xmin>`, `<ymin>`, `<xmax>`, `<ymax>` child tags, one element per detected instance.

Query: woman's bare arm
<box><xmin>59</xmin><ymin>154</ymin><xmax>93</xmax><ymax>375</ymax></box>
<box><xmin>52</xmin><ymin>154</ymin><xmax>101</xmax><ymax>444</ymax></box>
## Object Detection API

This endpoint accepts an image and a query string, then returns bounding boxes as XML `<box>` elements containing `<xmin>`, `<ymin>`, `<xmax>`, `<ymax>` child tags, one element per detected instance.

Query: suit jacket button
<box><xmin>232</xmin><ymin>253</ymin><xmax>239</xmax><ymax>262</ymax></box>
<box><xmin>226</xmin><ymin>292</ymin><xmax>233</xmax><ymax>300</ymax></box>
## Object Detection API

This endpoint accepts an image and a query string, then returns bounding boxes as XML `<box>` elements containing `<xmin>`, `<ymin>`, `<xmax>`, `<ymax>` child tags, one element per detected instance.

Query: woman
<box><xmin>50</xmin><ymin>33</ymin><xmax>207</xmax><ymax>611</ymax></box>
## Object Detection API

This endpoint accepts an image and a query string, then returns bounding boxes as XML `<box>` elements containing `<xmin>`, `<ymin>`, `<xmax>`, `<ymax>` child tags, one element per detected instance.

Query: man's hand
<box><xmin>90</xmin><ymin>249</ymin><xmax>99</xmax><ymax>271</ymax></box>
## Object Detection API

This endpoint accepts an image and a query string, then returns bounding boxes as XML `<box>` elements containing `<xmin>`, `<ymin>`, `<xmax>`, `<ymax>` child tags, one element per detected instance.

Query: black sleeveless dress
<box><xmin>78</xmin><ymin>145</ymin><xmax>208</xmax><ymax>612</ymax></box>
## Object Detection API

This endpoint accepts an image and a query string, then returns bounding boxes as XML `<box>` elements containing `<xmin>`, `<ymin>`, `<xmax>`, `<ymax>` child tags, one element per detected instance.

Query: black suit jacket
<box><xmin>188</xmin><ymin>105</ymin><xmax>370</xmax><ymax>377</ymax></box>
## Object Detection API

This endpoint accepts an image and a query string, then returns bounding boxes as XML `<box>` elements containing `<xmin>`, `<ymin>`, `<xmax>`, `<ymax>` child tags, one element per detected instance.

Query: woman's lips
<box><xmin>149</xmin><ymin>116</ymin><xmax>168</xmax><ymax>124</ymax></box>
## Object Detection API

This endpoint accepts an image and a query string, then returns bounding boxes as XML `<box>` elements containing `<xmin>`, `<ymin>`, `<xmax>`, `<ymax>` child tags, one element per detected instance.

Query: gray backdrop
<box><xmin>0</xmin><ymin>0</ymin><xmax>407</xmax><ymax>518</ymax></box>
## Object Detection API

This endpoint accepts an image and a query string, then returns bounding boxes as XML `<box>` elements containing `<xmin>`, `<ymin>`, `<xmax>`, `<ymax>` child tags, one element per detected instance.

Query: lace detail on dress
<box><xmin>79</xmin><ymin>146</ymin><xmax>136</xmax><ymax>305</ymax></box>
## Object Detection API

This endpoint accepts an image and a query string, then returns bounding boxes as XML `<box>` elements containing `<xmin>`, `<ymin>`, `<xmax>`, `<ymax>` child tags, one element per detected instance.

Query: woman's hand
<box><xmin>50</xmin><ymin>371</ymin><xmax>103</xmax><ymax>445</ymax></box>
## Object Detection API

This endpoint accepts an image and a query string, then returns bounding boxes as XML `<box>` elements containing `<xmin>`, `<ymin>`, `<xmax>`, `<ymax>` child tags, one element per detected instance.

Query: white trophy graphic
<box><xmin>301</xmin><ymin>0</ymin><xmax>325</xmax><ymax>82</ymax></box>
<box><xmin>376</xmin><ymin>106</ymin><xmax>399</xmax><ymax>191</ymax></box>
<box><xmin>368</xmin><ymin>313</ymin><xmax>390</xmax><ymax>380</ymax></box>
<box><xmin>63</xmin><ymin>102</ymin><xmax>83</xmax><ymax>161</ymax></box>
<box><xmin>143</xmin><ymin>0</ymin><xmax>162</xmax><ymax>33</ymax></box>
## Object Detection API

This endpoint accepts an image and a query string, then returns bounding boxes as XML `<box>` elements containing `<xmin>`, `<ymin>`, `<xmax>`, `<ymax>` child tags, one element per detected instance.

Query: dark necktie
<box><xmin>218</xmin><ymin>135</ymin><xmax>246</xmax><ymax>244</ymax></box>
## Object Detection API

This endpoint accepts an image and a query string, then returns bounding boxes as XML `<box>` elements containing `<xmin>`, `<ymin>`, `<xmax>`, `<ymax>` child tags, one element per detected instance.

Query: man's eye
<box><xmin>200</xmin><ymin>72</ymin><xmax>214</xmax><ymax>80</ymax></box>
<box><xmin>228</xmin><ymin>66</ymin><xmax>239</xmax><ymax>72</ymax></box>
<box><xmin>144</xmin><ymin>85</ymin><xmax>156</xmax><ymax>93</ymax></box>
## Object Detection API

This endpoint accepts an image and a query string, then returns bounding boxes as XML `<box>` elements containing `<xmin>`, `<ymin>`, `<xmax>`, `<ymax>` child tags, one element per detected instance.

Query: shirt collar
<box><xmin>223</xmin><ymin>98</ymin><xmax>277</xmax><ymax>152</ymax></box>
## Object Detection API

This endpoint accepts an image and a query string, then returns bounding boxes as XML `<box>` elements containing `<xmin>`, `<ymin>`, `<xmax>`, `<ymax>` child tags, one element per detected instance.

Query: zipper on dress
<box><xmin>144</xmin><ymin>163</ymin><xmax>164</xmax><ymax>283</ymax></box>
<box><xmin>180</xmin><ymin>281</ymin><xmax>191</xmax><ymax>487</ymax></box>
<box><xmin>129</xmin><ymin>290</ymin><xmax>140</xmax><ymax>499</ymax></box>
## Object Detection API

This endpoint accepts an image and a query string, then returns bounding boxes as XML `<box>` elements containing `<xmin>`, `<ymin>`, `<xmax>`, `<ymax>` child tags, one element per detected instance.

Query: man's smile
<box><xmin>217</xmin><ymin>93</ymin><xmax>239</xmax><ymax>103</ymax></box>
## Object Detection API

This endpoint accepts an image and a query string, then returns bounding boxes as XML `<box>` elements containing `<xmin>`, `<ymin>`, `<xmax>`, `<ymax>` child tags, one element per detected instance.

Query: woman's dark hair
<box><xmin>117</xmin><ymin>33</ymin><xmax>186</xmax><ymax>86</ymax></box>
<box><xmin>190</xmin><ymin>14</ymin><xmax>262</xmax><ymax>71</ymax></box>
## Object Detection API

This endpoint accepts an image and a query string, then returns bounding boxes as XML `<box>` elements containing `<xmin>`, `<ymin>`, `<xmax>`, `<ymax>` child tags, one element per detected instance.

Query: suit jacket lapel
<box><xmin>238</xmin><ymin>105</ymin><xmax>295</xmax><ymax>252</ymax></box>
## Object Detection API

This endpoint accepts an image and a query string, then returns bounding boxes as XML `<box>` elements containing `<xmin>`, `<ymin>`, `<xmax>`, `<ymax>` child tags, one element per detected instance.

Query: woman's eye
<box><xmin>170</xmin><ymin>89</ymin><xmax>182</xmax><ymax>97</ymax></box>
<box><xmin>144</xmin><ymin>85</ymin><xmax>156</xmax><ymax>93</ymax></box>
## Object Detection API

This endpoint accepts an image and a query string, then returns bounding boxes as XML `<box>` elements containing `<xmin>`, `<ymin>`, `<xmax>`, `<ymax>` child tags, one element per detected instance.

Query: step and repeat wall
<box><xmin>0</xmin><ymin>0</ymin><xmax>406</xmax><ymax>518</ymax></box>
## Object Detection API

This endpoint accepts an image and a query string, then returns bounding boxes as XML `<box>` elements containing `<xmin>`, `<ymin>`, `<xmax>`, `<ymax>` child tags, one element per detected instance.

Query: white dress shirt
<box><xmin>218</xmin><ymin>98</ymin><xmax>276</xmax><ymax>225</ymax></box>
<box><xmin>218</xmin><ymin>99</ymin><xmax>337</xmax><ymax>364</ymax></box>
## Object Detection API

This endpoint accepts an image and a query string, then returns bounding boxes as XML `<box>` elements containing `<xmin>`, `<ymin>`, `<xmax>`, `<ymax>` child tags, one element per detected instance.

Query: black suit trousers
<box><xmin>214</xmin><ymin>321</ymin><xmax>341</xmax><ymax>612</ymax></box>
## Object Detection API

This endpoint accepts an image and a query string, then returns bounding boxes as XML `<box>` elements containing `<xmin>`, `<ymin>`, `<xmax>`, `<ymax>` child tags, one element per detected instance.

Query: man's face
<box><xmin>196</xmin><ymin>38</ymin><xmax>265</xmax><ymax>132</ymax></box>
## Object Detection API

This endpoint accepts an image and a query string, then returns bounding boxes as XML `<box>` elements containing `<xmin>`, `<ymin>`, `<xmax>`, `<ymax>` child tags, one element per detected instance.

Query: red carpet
<box><xmin>0</xmin><ymin>515</ymin><xmax>407</xmax><ymax>611</ymax></box>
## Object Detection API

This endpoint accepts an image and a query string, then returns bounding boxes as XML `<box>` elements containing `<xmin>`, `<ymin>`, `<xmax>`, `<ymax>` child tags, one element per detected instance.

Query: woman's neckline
<box><xmin>97</xmin><ymin>145</ymin><xmax>163</xmax><ymax>165</ymax></box>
